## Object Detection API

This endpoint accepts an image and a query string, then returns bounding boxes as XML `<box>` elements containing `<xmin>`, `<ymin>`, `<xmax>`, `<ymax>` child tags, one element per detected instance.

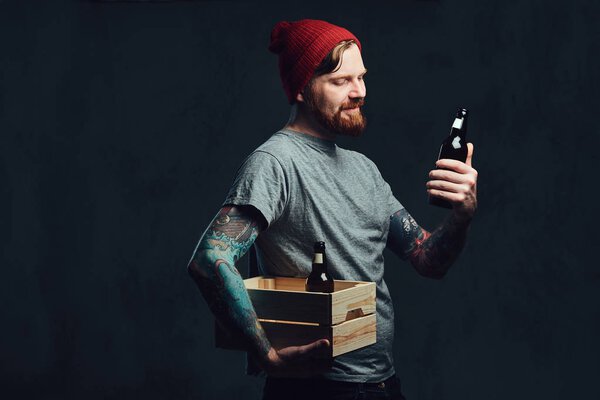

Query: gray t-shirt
<box><xmin>224</xmin><ymin>128</ymin><xmax>403</xmax><ymax>383</ymax></box>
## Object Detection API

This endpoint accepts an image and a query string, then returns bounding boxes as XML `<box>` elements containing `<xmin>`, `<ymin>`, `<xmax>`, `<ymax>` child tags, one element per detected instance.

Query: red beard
<box><xmin>304</xmin><ymin>94</ymin><xmax>367</xmax><ymax>137</ymax></box>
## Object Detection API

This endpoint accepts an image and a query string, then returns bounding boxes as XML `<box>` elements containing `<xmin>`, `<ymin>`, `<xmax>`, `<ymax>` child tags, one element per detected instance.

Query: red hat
<box><xmin>268</xmin><ymin>19</ymin><xmax>362</xmax><ymax>104</ymax></box>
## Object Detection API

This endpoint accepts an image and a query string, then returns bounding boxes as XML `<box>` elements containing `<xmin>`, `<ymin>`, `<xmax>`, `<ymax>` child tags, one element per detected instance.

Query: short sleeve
<box><xmin>380</xmin><ymin>179</ymin><xmax>404</xmax><ymax>217</ymax></box>
<box><xmin>223</xmin><ymin>150</ymin><xmax>288</xmax><ymax>228</ymax></box>
<box><xmin>363</xmin><ymin>155</ymin><xmax>403</xmax><ymax>217</ymax></box>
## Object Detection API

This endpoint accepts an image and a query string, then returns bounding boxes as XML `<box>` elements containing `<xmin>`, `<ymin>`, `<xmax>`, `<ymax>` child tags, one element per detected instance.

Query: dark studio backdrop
<box><xmin>1</xmin><ymin>1</ymin><xmax>599</xmax><ymax>399</ymax></box>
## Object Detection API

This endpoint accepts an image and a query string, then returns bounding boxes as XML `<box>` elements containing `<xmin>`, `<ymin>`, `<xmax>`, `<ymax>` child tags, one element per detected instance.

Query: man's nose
<box><xmin>349</xmin><ymin>78</ymin><xmax>366</xmax><ymax>99</ymax></box>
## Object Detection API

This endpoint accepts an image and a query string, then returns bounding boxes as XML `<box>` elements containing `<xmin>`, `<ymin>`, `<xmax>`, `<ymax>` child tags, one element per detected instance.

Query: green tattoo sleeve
<box><xmin>187</xmin><ymin>205</ymin><xmax>271</xmax><ymax>359</ymax></box>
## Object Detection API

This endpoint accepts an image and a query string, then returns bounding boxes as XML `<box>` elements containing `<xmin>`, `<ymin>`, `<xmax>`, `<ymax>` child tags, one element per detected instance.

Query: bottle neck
<box><xmin>312</xmin><ymin>252</ymin><xmax>327</xmax><ymax>270</ymax></box>
<box><xmin>451</xmin><ymin>128</ymin><xmax>467</xmax><ymax>139</ymax></box>
<box><xmin>452</xmin><ymin>117</ymin><xmax>463</xmax><ymax>130</ymax></box>
<box><xmin>451</xmin><ymin>117</ymin><xmax>467</xmax><ymax>138</ymax></box>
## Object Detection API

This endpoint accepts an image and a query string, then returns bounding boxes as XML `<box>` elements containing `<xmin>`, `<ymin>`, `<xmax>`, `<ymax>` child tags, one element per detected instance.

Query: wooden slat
<box><xmin>331</xmin><ymin>313</ymin><xmax>376</xmax><ymax>357</ymax></box>
<box><xmin>260</xmin><ymin>314</ymin><xmax>376</xmax><ymax>358</ymax></box>
<box><xmin>243</xmin><ymin>276</ymin><xmax>263</xmax><ymax>289</ymax></box>
<box><xmin>333</xmin><ymin>280</ymin><xmax>363</xmax><ymax>291</ymax></box>
<box><xmin>258</xmin><ymin>278</ymin><xmax>276</xmax><ymax>289</ymax></box>
<box><xmin>216</xmin><ymin>315</ymin><xmax>377</xmax><ymax>358</ymax></box>
<box><xmin>331</xmin><ymin>282</ymin><xmax>376</xmax><ymax>325</ymax></box>
<box><xmin>270</xmin><ymin>276</ymin><xmax>306</xmax><ymax>292</ymax></box>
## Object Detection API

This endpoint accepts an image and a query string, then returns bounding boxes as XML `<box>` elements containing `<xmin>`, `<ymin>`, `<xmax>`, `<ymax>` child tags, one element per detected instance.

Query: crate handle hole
<box><xmin>345</xmin><ymin>308</ymin><xmax>365</xmax><ymax>321</ymax></box>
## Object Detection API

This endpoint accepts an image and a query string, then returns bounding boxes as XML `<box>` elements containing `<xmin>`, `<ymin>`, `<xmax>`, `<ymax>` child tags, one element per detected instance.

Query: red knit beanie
<box><xmin>268</xmin><ymin>19</ymin><xmax>362</xmax><ymax>104</ymax></box>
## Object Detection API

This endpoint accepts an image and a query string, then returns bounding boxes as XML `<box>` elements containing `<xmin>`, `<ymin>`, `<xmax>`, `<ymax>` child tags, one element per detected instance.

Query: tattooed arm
<box><xmin>387</xmin><ymin>143</ymin><xmax>478</xmax><ymax>278</ymax></box>
<box><xmin>187</xmin><ymin>205</ymin><xmax>270</xmax><ymax>357</ymax></box>
<box><xmin>387</xmin><ymin>209</ymin><xmax>471</xmax><ymax>279</ymax></box>
<box><xmin>187</xmin><ymin>205</ymin><xmax>329</xmax><ymax>375</ymax></box>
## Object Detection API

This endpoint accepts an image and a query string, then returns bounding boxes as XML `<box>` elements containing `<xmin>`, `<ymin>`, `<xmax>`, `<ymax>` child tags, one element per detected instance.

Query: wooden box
<box><xmin>215</xmin><ymin>276</ymin><xmax>376</xmax><ymax>358</ymax></box>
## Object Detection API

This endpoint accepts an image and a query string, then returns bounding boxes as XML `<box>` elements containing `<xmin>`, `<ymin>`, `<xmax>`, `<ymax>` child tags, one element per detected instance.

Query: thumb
<box><xmin>465</xmin><ymin>142</ymin><xmax>474</xmax><ymax>167</ymax></box>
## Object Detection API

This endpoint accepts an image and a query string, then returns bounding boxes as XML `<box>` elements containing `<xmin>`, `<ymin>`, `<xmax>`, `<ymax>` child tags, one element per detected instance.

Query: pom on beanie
<box><xmin>268</xmin><ymin>19</ymin><xmax>361</xmax><ymax>104</ymax></box>
<box><xmin>268</xmin><ymin>21</ymin><xmax>291</xmax><ymax>54</ymax></box>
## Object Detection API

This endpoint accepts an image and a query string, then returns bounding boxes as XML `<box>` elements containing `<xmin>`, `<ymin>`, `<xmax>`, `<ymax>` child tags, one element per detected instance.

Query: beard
<box><xmin>303</xmin><ymin>91</ymin><xmax>367</xmax><ymax>137</ymax></box>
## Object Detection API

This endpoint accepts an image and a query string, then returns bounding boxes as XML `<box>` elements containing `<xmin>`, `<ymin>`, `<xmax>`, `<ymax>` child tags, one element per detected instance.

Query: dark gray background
<box><xmin>1</xmin><ymin>1</ymin><xmax>599</xmax><ymax>399</ymax></box>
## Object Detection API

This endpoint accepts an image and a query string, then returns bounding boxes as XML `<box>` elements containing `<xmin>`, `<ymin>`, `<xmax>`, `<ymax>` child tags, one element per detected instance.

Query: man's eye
<box><xmin>333</xmin><ymin>79</ymin><xmax>346</xmax><ymax>85</ymax></box>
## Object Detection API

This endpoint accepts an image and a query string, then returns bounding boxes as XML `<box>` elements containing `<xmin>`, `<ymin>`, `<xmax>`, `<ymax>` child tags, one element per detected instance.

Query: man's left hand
<box><xmin>427</xmin><ymin>143</ymin><xmax>478</xmax><ymax>221</ymax></box>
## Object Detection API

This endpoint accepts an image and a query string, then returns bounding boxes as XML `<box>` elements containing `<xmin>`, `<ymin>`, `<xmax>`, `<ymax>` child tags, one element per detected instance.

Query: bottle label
<box><xmin>313</xmin><ymin>253</ymin><xmax>323</xmax><ymax>264</ymax></box>
<box><xmin>451</xmin><ymin>136</ymin><xmax>462</xmax><ymax>149</ymax></box>
<box><xmin>452</xmin><ymin>118</ymin><xmax>463</xmax><ymax>130</ymax></box>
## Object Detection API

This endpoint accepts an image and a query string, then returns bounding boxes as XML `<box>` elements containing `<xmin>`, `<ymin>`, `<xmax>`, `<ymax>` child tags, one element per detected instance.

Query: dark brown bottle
<box><xmin>305</xmin><ymin>241</ymin><xmax>334</xmax><ymax>293</ymax></box>
<box><xmin>429</xmin><ymin>108</ymin><xmax>469</xmax><ymax>209</ymax></box>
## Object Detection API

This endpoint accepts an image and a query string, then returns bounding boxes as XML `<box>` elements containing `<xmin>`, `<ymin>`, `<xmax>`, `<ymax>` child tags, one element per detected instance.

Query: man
<box><xmin>187</xmin><ymin>19</ymin><xmax>478</xmax><ymax>400</ymax></box>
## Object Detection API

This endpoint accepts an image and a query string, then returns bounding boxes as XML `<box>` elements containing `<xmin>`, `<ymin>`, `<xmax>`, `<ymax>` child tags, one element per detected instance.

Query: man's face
<box><xmin>302</xmin><ymin>44</ymin><xmax>367</xmax><ymax>137</ymax></box>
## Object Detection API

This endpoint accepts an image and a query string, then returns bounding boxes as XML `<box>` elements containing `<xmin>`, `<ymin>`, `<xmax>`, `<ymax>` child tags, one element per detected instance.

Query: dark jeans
<box><xmin>262</xmin><ymin>374</ymin><xmax>407</xmax><ymax>400</ymax></box>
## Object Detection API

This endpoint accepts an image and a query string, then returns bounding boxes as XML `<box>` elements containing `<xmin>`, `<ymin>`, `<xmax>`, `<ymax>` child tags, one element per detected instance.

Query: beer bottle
<box><xmin>429</xmin><ymin>108</ymin><xmax>469</xmax><ymax>209</ymax></box>
<box><xmin>305</xmin><ymin>241</ymin><xmax>334</xmax><ymax>293</ymax></box>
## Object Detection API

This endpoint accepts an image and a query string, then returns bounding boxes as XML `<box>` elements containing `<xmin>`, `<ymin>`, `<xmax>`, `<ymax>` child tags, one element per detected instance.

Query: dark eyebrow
<box><xmin>330</xmin><ymin>68</ymin><xmax>368</xmax><ymax>80</ymax></box>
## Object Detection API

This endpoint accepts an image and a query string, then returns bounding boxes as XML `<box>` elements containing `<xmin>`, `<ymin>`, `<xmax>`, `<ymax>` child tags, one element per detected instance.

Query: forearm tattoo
<box><xmin>187</xmin><ymin>206</ymin><xmax>271</xmax><ymax>358</ymax></box>
<box><xmin>387</xmin><ymin>209</ymin><xmax>470</xmax><ymax>278</ymax></box>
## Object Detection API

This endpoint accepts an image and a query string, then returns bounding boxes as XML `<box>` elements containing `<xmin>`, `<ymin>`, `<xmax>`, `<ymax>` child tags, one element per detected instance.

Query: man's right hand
<box><xmin>261</xmin><ymin>339</ymin><xmax>333</xmax><ymax>378</ymax></box>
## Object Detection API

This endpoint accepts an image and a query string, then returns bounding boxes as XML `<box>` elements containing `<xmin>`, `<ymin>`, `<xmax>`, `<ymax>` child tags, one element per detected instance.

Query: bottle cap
<box><xmin>314</xmin><ymin>241</ymin><xmax>325</xmax><ymax>251</ymax></box>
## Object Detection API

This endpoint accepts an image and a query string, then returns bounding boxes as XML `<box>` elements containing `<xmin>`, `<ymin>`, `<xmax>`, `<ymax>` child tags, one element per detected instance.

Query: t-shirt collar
<box><xmin>279</xmin><ymin>128</ymin><xmax>337</xmax><ymax>152</ymax></box>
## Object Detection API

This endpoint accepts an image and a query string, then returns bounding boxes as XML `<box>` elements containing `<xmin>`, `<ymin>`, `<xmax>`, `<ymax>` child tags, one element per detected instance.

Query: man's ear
<box><xmin>295</xmin><ymin>91</ymin><xmax>305</xmax><ymax>103</ymax></box>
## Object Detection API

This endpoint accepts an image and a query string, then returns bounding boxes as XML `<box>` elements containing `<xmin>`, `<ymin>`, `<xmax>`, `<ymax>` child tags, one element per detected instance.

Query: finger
<box><xmin>465</xmin><ymin>142</ymin><xmax>474</xmax><ymax>167</ymax></box>
<box><xmin>426</xmin><ymin>180</ymin><xmax>466</xmax><ymax>193</ymax></box>
<box><xmin>427</xmin><ymin>189</ymin><xmax>465</xmax><ymax>204</ymax></box>
<box><xmin>295</xmin><ymin>339</ymin><xmax>330</xmax><ymax>357</ymax></box>
<box><xmin>429</xmin><ymin>169</ymin><xmax>469</xmax><ymax>184</ymax></box>
<box><xmin>435</xmin><ymin>158</ymin><xmax>472</xmax><ymax>173</ymax></box>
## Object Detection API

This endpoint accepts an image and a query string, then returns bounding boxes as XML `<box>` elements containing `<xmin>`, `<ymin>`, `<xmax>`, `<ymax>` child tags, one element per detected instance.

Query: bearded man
<box><xmin>187</xmin><ymin>19</ymin><xmax>478</xmax><ymax>400</ymax></box>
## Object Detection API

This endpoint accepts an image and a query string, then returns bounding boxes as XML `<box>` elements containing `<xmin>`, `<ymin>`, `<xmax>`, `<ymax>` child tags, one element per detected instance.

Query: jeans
<box><xmin>262</xmin><ymin>374</ymin><xmax>407</xmax><ymax>400</ymax></box>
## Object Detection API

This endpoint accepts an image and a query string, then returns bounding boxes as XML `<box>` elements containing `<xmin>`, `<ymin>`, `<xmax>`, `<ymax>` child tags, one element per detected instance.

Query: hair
<box><xmin>301</xmin><ymin>39</ymin><xmax>357</xmax><ymax>100</ymax></box>
<box><xmin>313</xmin><ymin>39</ymin><xmax>357</xmax><ymax>77</ymax></box>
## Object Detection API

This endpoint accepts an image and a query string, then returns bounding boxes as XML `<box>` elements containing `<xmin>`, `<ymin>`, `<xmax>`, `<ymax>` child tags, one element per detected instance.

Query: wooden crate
<box><xmin>215</xmin><ymin>276</ymin><xmax>376</xmax><ymax>358</ymax></box>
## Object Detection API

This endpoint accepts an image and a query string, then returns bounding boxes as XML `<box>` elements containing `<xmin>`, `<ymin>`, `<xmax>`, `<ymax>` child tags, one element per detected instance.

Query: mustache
<box><xmin>340</xmin><ymin>99</ymin><xmax>365</xmax><ymax>110</ymax></box>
